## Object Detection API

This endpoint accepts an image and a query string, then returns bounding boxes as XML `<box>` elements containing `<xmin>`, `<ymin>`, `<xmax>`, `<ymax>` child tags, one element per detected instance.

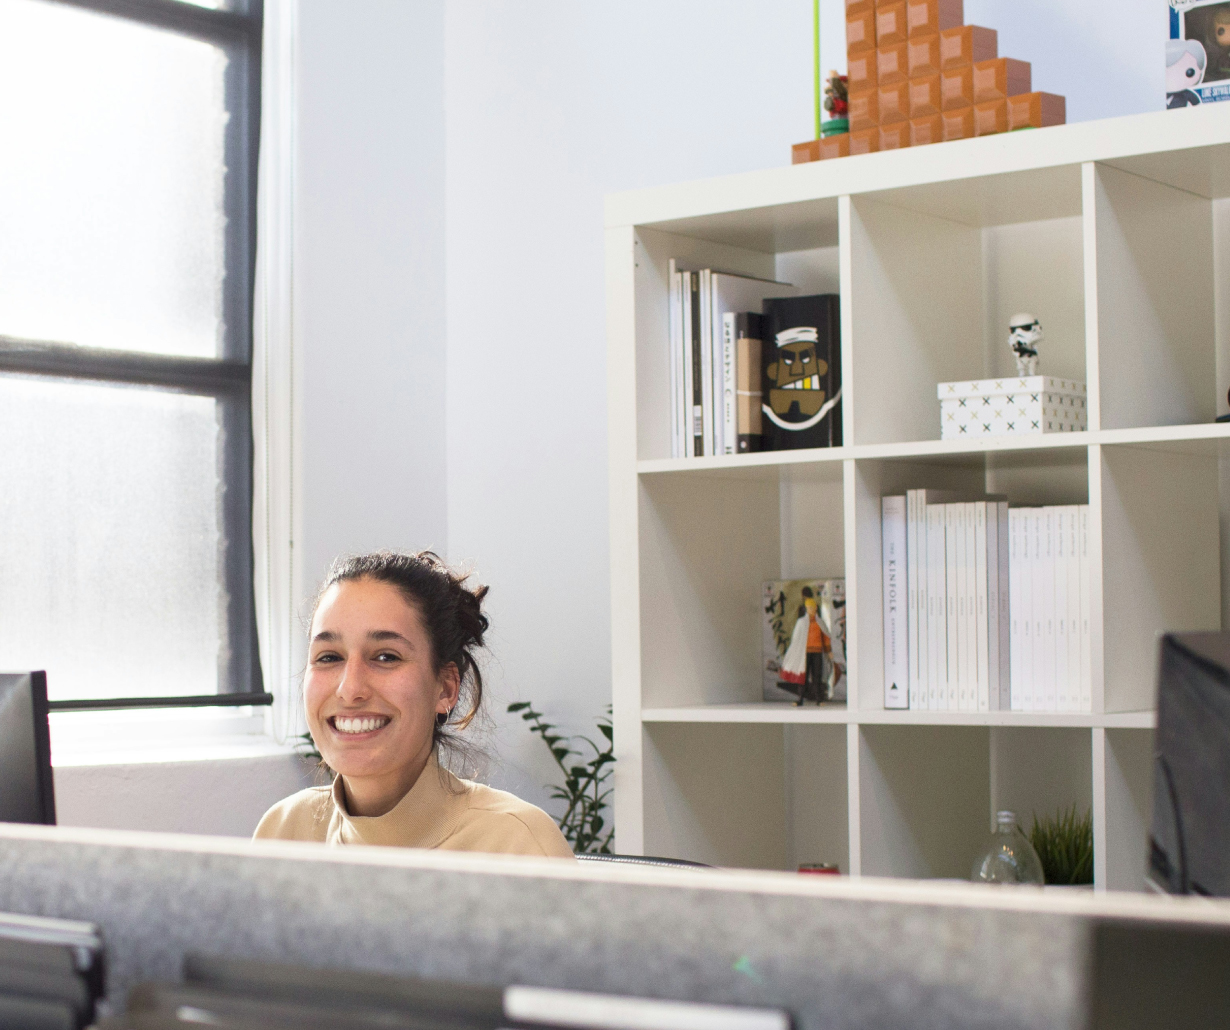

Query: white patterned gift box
<box><xmin>938</xmin><ymin>376</ymin><xmax>1087</xmax><ymax>440</ymax></box>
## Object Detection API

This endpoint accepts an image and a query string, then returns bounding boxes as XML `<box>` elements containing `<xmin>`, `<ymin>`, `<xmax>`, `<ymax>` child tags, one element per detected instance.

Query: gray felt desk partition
<box><xmin>0</xmin><ymin>824</ymin><xmax>1228</xmax><ymax>1030</ymax></box>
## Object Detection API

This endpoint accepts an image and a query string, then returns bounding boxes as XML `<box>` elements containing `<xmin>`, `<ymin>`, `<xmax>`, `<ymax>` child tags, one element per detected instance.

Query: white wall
<box><xmin>441</xmin><ymin>0</ymin><xmax>1163</xmax><ymax>815</ymax></box>
<box><xmin>296</xmin><ymin>0</ymin><xmax>449</xmax><ymax>594</ymax></box>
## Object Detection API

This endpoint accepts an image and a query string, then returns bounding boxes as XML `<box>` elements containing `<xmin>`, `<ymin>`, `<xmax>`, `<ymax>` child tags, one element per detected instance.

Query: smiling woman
<box><xmin>252</xmin><ymin>552</ymin><xmax>574</xmax><ymax>858</ymax></box>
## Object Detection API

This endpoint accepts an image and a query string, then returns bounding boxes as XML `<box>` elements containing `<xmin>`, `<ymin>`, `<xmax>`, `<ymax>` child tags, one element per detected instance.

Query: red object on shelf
<box><xmin>798</xmin><ymin>864</ymin><xmax>842</xmax><ymax>875</ymax></box>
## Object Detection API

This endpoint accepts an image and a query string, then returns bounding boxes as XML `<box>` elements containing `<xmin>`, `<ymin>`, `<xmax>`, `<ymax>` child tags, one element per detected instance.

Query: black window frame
<box><xmin>0</xmin><ymin>0</ymin><xmax>271</xmax><ymax>713</ymax></box>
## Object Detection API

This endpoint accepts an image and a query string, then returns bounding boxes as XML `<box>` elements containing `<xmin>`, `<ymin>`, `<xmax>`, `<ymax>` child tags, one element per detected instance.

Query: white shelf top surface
<box><xmin>642</xmin><ymin>703</ymin><xmax>1155</xmax><ymax>729</ymax></box>
<box><xmin>606</xmin><ymin>104</ymin><xmax>1230</xmax><ymax>248</ymax></box>
<box><xmin>637</xmin><ymin>422</ymin><xmax>1230</xmax><ymax>476</ymax></box>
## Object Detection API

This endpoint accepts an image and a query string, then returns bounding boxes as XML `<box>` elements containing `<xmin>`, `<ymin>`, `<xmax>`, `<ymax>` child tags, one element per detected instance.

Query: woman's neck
<box><xmin>340</xmin><ymin>742</ymin><xmax>435</xmax><ymax>818</ymax></box>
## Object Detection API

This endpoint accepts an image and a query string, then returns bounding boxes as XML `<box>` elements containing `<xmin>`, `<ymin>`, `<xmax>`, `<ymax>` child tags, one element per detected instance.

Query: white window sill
<box><xmin>49</xmin><ymin>707</ymin><xmax>308</xmax><ymax>768</ymax></box>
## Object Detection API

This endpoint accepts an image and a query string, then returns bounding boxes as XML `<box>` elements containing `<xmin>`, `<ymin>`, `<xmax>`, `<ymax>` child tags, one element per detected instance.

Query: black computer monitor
<box><xmin>0</xmin><ymin>672</ymin><xmax>56</xmax><ymax>825</ymax></box>
<box><xmin>1148</xmin><ymin>632</ymin><xmax>1230</xmax><ymax>896</ymax></box>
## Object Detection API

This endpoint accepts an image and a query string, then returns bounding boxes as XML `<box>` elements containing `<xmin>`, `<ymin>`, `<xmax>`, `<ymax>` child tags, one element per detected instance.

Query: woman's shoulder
<box><xmin>446</xmin><ymin>776</ymin><xmax>575</xmax><ymax>859</ymax></box>
<box><xmin>252</xmin><ymin>784</ymin><xmax>334</xmax><ymax>842</ymax></box>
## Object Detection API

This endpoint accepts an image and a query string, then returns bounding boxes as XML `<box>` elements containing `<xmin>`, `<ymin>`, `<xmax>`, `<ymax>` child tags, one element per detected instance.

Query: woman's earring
<box><xmin>436</xmin><ymin>708</ymin><xmax>452</xmax><ymax>727</ymax></box>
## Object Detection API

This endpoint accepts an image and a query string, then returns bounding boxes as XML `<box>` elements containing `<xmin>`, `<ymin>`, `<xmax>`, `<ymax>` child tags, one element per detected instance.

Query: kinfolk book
<box><xmin>763</xmin><ymin>579</ymin><xmax>846</xmax><ymax>704</ymax></box>
<box><xmin>760</xmin><ymin>295</ymin><xmax>842</xmax><ymax>451</ymax></box>
<box><xmin>881</xmin><ymin>496</ymin><xmax>908</xmax><ymax>709</ymax></box>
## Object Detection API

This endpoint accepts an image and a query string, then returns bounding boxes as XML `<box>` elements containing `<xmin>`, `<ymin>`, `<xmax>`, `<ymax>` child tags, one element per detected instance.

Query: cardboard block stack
<box><xmin>793</xmin><ymin>0</ymin><xmax>1065</xmax><ymax>163</ymax></box>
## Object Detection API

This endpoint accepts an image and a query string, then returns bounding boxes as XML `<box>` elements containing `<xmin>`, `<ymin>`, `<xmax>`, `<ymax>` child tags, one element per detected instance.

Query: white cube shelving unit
<box><xmin>605</xmin><ymin>104</ymin><xmax>1230</xmax><ymax>891</ymax></box>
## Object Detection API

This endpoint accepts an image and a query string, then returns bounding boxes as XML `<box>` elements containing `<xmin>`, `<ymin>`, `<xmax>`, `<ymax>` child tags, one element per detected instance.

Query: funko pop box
<box><xmin>1169</xmin><ymin>0</ymin><xmax>1230</xmax><ymax>107</ymax></box>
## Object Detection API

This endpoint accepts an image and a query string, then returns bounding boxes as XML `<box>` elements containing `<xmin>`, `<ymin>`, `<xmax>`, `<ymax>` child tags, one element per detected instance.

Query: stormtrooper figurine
<box><xmin>1008</xmin><ymin>313</ymin><xmax>1043</xmax><ymax>377</ymax></box>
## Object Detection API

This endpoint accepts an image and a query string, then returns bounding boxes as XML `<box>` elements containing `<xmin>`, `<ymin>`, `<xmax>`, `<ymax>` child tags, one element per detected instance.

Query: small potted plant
<box><xmin>1030</xmin><ymin>805</ymin><xmax>1094</xmax><ymax>887</ymax></box>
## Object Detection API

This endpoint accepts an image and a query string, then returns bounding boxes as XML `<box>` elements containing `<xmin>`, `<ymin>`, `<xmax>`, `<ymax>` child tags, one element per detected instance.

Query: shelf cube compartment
<box><xmin>846</xmin><ymin>169</ymin><xmax>1086</xmax><ymax>446</ymax></box>
<box><xmin>638</xmin><ymin>463</ymin><xmax>845</xmax><ymax>709</ymax></box>
<box><xmin>850</xmin><ymin>450</ymin><xmax>1089</xmax><ymax>714</ymax></box>
<box><xmin>643</xmin><ymin>722</ymin><xmax>848</xmax><ymax>871</ymax></box>
<box><xmin>1097</xmin><ymin>443</ymin><xmax>1220</xmax><ymax>714</ymax></box>
<box><xmin>857</xmin><ymin>725</ymin><xmax>990</xmax><ymax>878</ymax></box>
<box><xmin>625</xmin><ymin>223</ymin><xmax>839</xmax><ymax>462</ymax></box>
<box><xmin>1089</xmin><ymin>162</ymin><xmax>1221</xmax><ymax>431</ymax></box>
<box><xmin>1099</xmin><ymin>727</ymin><xmax>1154</xmax><ymax>891</ymax></box>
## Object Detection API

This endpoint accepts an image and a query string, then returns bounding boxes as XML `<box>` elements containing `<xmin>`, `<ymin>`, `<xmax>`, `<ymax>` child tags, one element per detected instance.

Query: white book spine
<box><xmin>975</xmin><ymin>501</ymin><xmax>990</xmax><ymax>713</ymax></box>
<box><xmin>1013</xmin><ymin>509</ymin><xmax>1035</xmax><ymax>711</ymax></box>
<box><xmin>928</xmin><ymin>504</ymin><xmax>946</xmax><ymax>711</ymax></box>
<box><xmin>997</xmin><ymin>501</ymin><xmax>1011</xmax><ymax>712</ymax></box>
<box><xmin>721</xmin><ymin>312</ymin><xmax>736</xmax><ymax>456</ymax></box>
<box><xmin>961</xmin><ymin>502</ymin><xmax>978</xmax><ymax>712</ymax></box>
<box><xmin>906</xmin><ymin>491</ymin><xmax>921</xmax><ymax>710</ymax></box>
<box><xmin>1066</xmin><ymin>506</ymin><xmax>1081</xmax><ymax>714</ymax></box>
<box><xmin>945</xmin><ymin>504</ymin><xmax>960</xmax><ymax>711</ymax></box>
<box><xmin>1079</xmin><ymin>505</ymin><xmax>1092</xmax><ymax>713</ymax></box>
<box><xmin>1008</xmin><ymin>510</ymin><xmax>1020</xmax><ymax>711</ymax></box>
<box><xmin>882</xmin><ymin>496</ymin><xmax>909</xmax><ymax>709</ymax></box>
<box><xmin>1054</xmin><ymin>507</ymin><xmax>1071</xmax><ymax>712</ymax></box>
<box><xmin>668</xmin><ymin>262</ymin><xmax>682</xmax><ymax>459</ymax></box>
<box><xmin>698</xmin><ymin>269</ymin><xmax>714</xmax><ymax>456</ymax></box>
<box><xmin>1034</xmin><ymin>509</ymin><xmax>1055</xmax><ymax>712</ymax></box>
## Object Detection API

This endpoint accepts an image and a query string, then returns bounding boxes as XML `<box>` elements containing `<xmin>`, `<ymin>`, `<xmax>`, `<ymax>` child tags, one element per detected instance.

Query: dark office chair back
<box><xmin>1148</xmin><ymin>632</ymin><xmax>1230</xmax><ymax>897</ymax></box>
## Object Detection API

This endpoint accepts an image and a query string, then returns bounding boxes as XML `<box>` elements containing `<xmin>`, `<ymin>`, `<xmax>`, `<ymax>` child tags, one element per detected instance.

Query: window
<box><xmin>0</xmin><ymin>0</ymin><xmax>267</xmax><ymax>711</ymax></box>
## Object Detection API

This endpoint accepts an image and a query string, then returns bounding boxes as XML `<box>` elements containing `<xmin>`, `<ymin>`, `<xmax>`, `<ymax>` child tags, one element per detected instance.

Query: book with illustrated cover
<box><xmin>760</xmin><ymin>294</ymin><xmax>842</xmax><ymax>451</ymax></box>
<box><xmin>762</xmin><ymin>578</ymin><xmax>846</xmax><ymax>704</ymax></box>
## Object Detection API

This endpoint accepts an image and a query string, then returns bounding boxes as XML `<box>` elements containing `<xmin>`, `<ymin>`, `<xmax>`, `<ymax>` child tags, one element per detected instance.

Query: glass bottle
<box><xmin>970</xmin><ymin>810</ymin><xmax>1046</xmax><ymax>885</ymax></box>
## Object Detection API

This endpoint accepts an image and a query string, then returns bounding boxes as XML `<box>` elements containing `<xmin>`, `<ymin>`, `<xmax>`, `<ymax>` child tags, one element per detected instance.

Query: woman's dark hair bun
<box><xmin>315</xmin><ymin>551</ymin><xmax>489</xmax><ymax>750</ymax></box>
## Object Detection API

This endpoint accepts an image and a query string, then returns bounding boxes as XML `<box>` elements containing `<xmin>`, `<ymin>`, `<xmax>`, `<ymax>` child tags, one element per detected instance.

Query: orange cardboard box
<box><xmin>879</xmin><ymin>122</ymin><xmax>911</xmax><ymax>150</ymax></box>
<box><xmin>847</xmin><ymin>8</ymin><xmax>877</xmax><ymax>54</ymax></box>
<box><xmin>973</xmin><ymin>99</ymin><xmax>1008</xmax><ymax>136</ymax></box>
<box><xmin>973</xmin><ymin>58</ymin><xmax>1031</xmax><ymax>104</ymax></box>
<box><xmin>910</xmin><ymin>113</ymin><xmax>944</xmax><ymax>146</ymax></box>
<box><xmin>848</xmin><ymin>50</ymin><xmax>878</xmax><ymax>92</ymax></box>
<box><xmin>875</xmin><ymin>1</ymin><xmax>908</xmax><ymax>47</ymax></box>
<box><xmin>819</xmin><ymin>133</ymin><xmax>853</xmax><ymax>159</ymax></box>
<box><xmin>941</xmin><ymin>106</ymin><xmax>974</xmax><ymax>140</ymax></box>
<box><xmin>1007</xmin><ymin>91</ymin><xmax>1066</xmax><ymax>130</ymax></box>
<box><xmin>849</xmin><ymin>88</ymin><xmax>880</xmax><ymax>131</ymax></box>
<box><xmin>878</xmin><ymin>80</ymin><xmax>911</xmax><ymax>124</ymax></box>
<box><xmin>877</xmin><ymin>42</ymin><xmax>909</xmax><ymax>85</ymax></box>
<box><xmin>939</xmin><ymin>25</ymin><xmax>997</xmax><ymax>69</ymax></box>
<box><xmin>908</xmin><ymin>33</ymin><xmax>941</xmax><ymax>78</ymax></box>
<box><xmin>908</xmin><ymin>74</ymin><xmax>942</xmax><ymax>118</ymax></box>
<box><xmin>792</xmin><ymin>139</ymin><xmax>821</xmax><ymax>164</ymax></box>
<box><xmin>847</xmin><ymin>0</ymin><xmax>874</xmax><ymax>14</ymax></box>
<box><xmin>849</xmin><ymin>127</ymin><xmax>881</xmax><ymax>154</ymax></box>
<box><xmin>940</xmin><ymin>65</ymin><xmax>974</xmax><ymax>110</ymax></box>
<box><xmin>906</xmin><ymin>0</ymin><xmax>963</xmax><ymax>38</ymax></box>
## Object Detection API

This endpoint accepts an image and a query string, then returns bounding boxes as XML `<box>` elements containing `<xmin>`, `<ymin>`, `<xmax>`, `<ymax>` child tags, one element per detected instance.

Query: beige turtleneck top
<box><xmin>253</xmin><ymin>753</ymin><xmax>575</xmax><ymax>859</ymax></box>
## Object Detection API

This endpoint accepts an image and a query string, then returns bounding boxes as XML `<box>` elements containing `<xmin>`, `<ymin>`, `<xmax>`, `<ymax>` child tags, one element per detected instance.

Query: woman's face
<box><xmin>305</xmin><ymin>577</ymin><xmax>459</xmax><ymax>788</ymax></box>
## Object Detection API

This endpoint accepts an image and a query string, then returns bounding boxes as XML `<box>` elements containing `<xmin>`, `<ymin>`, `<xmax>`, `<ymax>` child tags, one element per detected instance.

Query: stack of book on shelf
<box><xmin>668</xmin><ymin>261</ymin><xmax>841</xmax><ymax>458</ymax></box>
<box><xmin>1008</xmin><ymin>505</ymin><xmax>1093</xmax><ymax>714</ymax></box>
<box><xmin>882</xmin><ymin>494</ymin><xmax>1093</xmax><ymax>713</ymax></box>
